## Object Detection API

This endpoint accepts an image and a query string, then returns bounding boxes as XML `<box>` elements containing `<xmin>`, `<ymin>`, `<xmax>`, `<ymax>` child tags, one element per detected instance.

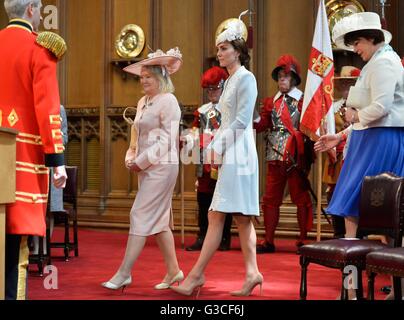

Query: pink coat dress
<box><xmin>126</xmin><ymin>93</ymin><xmax>181</xmax><ymax>236</ymax></box>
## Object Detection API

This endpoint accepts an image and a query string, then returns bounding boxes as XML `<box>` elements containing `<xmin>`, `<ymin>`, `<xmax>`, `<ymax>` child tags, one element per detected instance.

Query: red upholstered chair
<box><xmin>299</xmin><ymin>172</ymin><xmax>404</xmax><ymax>300</ymax></box>
<box><xmin>50</xmin><ymin>166</ymin><xmax>79</xmax><ymax>261</ymax></box>
<box><xmin>366</xmin><ymin>247</ymin><xmax>404</xmax><ymax>300</ymax></box>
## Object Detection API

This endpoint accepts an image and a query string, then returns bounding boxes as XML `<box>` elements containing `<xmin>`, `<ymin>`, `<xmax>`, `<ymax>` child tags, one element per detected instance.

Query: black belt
<box><xmin>271</xmin><ymin>128</ymin><xmax>287</xmax><ymax>133</ymax></box>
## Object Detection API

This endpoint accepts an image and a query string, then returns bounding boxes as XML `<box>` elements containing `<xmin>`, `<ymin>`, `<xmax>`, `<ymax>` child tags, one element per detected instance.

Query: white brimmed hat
<box><xmin>332</xmin><ymin>12</ymin><xmax>392</xmax><ymax>51</ymax></box>
<box><xmin>123</xmin><ymin>47</ymin><xmax>182</xmax><ymax>76</ymax></box>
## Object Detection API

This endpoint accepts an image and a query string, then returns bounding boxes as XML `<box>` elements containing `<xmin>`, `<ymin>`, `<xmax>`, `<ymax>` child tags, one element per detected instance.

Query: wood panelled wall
<box><xmin>0</xmin><ymin>4</ymin><xmax>7</xmax><ymax>25</ymax></box>
<box><xmin>1</xmin><ymin>0</ymin><xmax>403</xmax><ymax>237</ymax></box>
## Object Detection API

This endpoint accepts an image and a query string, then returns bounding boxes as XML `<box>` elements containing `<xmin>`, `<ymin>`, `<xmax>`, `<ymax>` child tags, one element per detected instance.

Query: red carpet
<box><xmin>28</xmin><ymin>228</ymin><xmax>390</xmax><ymax>300</ymax></box>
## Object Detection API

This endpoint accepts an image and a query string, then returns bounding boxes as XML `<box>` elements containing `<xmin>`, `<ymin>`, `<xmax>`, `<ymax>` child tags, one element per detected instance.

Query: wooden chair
<box><xmin>366</xmin><ymin>247</ymin><xmax>404</xmax><ymax>300</ymax></box>
<box><xmin>49</xmin><ymin>166</ymin><xmax>79</xmax><ymax>261</ymax></box>
<box><xmin>299</xmin><ymin>172</ymin><xmax>404</xmax><ymax>300</ymax></box>
<box><xmin>28</xmin><ymin>223</ymin><xmax>52</xmax><ymax>276</ymax></box>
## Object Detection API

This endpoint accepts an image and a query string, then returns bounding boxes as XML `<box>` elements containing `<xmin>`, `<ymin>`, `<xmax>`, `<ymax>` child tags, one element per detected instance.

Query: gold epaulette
<box><xmin>36</xmin><ymin>31</ymin><xmax>67</xmax><ymax>60</ymax></box>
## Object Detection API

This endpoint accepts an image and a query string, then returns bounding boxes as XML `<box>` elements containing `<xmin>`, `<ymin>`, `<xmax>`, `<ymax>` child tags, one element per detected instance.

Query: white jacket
<box><xmin>346</xmin><ymin>44</ymin><xmax>404</xmax><ymax>130</ymax></box>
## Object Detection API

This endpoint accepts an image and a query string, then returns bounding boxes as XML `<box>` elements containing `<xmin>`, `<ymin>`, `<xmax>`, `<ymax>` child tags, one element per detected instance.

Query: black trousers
<box><xmin>5</xmin><ymin>234</ymin><xmax>29</xmax><ymax>300</ymax></box>
<box><xmin>197</xmin><ymin>192</ymin><xmax>232</xmax><ymax>243</ymax></box>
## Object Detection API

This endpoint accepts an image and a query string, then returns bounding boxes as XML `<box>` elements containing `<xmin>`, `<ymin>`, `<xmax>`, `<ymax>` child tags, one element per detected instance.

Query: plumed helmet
<box><xmin>335</xmin><ymin>65</ymin><xmax>361</xmax><ymax>79</ymax></box>
<box><xmin>271</xmin><ymin>54</ymin><xmax>302</xmax><ymax>86</ymax></box>
<box><xmin>201</xmin><ymin>66</ymin><xmax>229</xmax><ymax>89</ymax></box>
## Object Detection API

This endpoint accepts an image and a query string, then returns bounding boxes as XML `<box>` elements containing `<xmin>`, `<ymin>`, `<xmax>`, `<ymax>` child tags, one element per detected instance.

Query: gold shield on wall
<box><xmin>326</xmin><ymin>0</ymin><xmax>365</xmax><ymax>47</ymax></box>
<box><xmin>115</xmin><ymin>24</ymin><xmax>145</xmax><ymax>58</ymax></box>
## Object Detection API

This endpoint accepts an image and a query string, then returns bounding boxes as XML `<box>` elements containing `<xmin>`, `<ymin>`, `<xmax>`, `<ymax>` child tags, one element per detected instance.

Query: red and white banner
<box><xmin>300</xmin><ymin>0</ymin><xmax>335</xmax><ymax>141</ymax></box>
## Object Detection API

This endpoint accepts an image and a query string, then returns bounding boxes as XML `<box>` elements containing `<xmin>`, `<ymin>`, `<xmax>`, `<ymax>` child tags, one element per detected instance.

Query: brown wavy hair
<box><xmin>230</xmin><ymin>39</ymin><xmax>251</xmax><ymax>70</ymax></box>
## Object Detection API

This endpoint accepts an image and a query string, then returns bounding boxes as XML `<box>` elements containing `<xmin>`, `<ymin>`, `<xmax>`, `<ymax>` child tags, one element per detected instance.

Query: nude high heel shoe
<box><xmin>101</xmin><ymin>276</ymin><xmax>132</xmax><ymax>292</ymax></box>
<box><xmin>154</xmin><ymin>270</ymin><xmax>184</xmax><ymax>290</ymax></box>
<box><xmin>170</xmin><ymin>275</ymin><xmax>205</xmax><ymax>299</ymax></box>
<box><xmin>230</xmin><ymin>273</ymin><xmax>263</xmax><ymax>297</ymax></box>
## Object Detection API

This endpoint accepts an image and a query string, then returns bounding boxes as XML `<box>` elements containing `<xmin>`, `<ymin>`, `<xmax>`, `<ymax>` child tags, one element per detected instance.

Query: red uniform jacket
<box><xmin>0</xmin><ymin>19</ymin><xmax>64</xmax><ymax>236</ymax></box>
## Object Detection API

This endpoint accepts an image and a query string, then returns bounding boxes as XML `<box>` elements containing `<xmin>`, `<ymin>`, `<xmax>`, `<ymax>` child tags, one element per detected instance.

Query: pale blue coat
<box><xmin>207</xmin><ymin>66</ymin><xmax>259</xmax><ymax>216</ymax></box>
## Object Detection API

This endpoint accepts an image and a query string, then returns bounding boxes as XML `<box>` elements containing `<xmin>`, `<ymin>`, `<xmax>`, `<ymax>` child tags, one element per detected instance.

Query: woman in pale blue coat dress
<box><xmin>208</xmin><ymin>65</ymin><xmax>260</xmax><ymax>216</ymax></box>
<box><xmin>171</xmin><ymin>20</ymin><xmax>263</xmax><ymax>297</ymax></box>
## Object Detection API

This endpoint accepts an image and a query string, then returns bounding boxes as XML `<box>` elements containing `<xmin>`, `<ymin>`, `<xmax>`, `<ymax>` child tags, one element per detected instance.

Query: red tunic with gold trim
<box><xmin>0</xmin><ymin>19</ymin><xmax>65</xmax><ymax>236</ymax></box>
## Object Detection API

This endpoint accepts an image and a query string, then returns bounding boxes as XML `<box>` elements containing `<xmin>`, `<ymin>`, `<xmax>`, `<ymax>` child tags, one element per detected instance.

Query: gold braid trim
<box><xmin>17</xmin><ymin>236</ymin><xmax>29</xmax><ymax>300</ymax></box>
<box><xmin>36</xmin><ymin>31</ymin><xmax>67</xmax><ymax>60</ymax></box>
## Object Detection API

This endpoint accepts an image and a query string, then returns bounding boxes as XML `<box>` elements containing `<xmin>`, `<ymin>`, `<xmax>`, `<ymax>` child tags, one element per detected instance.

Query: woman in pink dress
<box><xmin>102</xmin><ymin>48</ymin><xmax>184</xmax><ymax>291</ymax></box>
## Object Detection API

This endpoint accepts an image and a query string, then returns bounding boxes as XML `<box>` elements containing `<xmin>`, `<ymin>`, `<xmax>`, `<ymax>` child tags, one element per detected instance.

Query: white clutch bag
<box><xmin>346</xmin><ymin>87</ymin><xmax>371</xmax><ymax>110</ymax></box>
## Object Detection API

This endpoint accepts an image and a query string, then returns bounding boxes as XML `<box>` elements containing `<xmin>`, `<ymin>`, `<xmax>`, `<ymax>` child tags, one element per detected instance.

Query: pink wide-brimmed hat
<box><xmin>123</xmin><ymin>47</ymin><xmax>182</xmax><ymax>76</ymax></box>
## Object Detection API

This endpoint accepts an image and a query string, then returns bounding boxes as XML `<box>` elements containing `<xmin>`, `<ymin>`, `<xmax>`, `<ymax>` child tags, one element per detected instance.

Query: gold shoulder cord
<box><xmin>36</xmin><ymin>31</ymin><xmax>67</xmax><ymax>60</ymax></box>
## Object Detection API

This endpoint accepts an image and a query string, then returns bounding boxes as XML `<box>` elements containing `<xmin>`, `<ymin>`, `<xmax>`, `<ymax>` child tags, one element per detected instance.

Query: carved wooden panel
<box><xmin>86</xmin><ymin>138</ymin><xmax>101</xmax><ymax>191</ymax></box>
<box><xmin>65</xmin><ymin>108</ymin><xmax>100</xmax><ymax>193</ymax></box>
<box><xmin>108</xmin><ymin>111</ymin><xmax>138</xmax><ymax>194</ymax></box>
<box><xmin>66</xmin><ymin>139</ymin><xmax>81</xmax><ymax>190</ymax></box>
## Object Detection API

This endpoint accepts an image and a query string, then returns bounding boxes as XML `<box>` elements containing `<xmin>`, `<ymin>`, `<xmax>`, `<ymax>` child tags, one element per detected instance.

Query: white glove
<box><xmin>53</xmin><ymin>165</ymin><xmax>67</xmax><ymax>189</ymax></box>
<box><xmin>180</xmin><ymin>134</ymin><xmax>195</xmax><ymax>152</ymax></box>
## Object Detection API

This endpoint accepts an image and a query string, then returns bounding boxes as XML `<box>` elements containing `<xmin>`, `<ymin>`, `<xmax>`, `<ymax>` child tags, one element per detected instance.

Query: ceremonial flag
<box><xmin>300</xmin><ymin>0</ymin><xmax>335</xmax><ymax>141</ymax></box>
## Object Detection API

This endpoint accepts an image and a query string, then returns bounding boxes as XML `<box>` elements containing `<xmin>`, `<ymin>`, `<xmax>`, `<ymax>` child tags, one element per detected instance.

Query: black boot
<box><xmin>218</xmin><ymin>237</ymin><xmax>231</xmax><ymax>251</ymax></box>
<box><xmin>256</xmin><ymin>242</ymin><xmax>276</xmax><ymax>254</ymax></box>
<box><xmin>332</xmin><ymin>215</ymin><xmax>346</xmax><ymax>239</ymax></box>
<box><xmin>186</xmin><ymin>237</ymin><xmax>204</xmax><ymax>251</ymax></box>
<box><xmin>218</xmin><ymin>214</ymin><xmax>232</xmax><ymax>251</ymax></box>
<box><xmin>381</xmin><ymin>285</ymin><xmax>392</xmax><ymax>294</ymax></box>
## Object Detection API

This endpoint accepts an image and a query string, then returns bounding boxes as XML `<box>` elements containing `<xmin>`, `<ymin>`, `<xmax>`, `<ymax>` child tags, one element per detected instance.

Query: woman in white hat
<box><xmin>315</xmin><ymin>11</ymin><xmax>404</xmax><ymax>280</ymax></box>
<box><xmin>102</xmin><ymin>48</ymin><xmax>184</xmax><ymax>292</ymax></box>
<box><xmin>171</xmin><ymin>17</ymin><xmax>262</xmax><ymax>298</ymax></box>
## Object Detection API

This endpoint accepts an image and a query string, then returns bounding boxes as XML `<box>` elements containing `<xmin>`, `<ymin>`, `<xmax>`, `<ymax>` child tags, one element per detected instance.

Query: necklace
<box><xmin>144</xmin><ymin>95</ymin><xmax>154</xmax><ymax>110</ymax></box>
<box><xmin>146</xmin><ymin>96</ymin><xmax>153</xmax><ymax>107</ymax></box>
<box><xmin>140</xmin><ymin>95</ymin><xmax>154</xmax><ymax>120</ymax></box>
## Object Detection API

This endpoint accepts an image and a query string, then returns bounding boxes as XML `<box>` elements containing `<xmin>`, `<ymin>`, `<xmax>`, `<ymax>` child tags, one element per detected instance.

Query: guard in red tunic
<box><xmin>0</xmin><ymin>0</ymin><xmax>67</xmax><ymax>300</ymax></box>
<box><xmin>183</xmin><ymin>66</ymin><xmax>233</xmax><ymax>251</ymax></box>
<box><xmin>254</xmin><ymin>55</ymin><xmax>314</xmax><ymax>253</ymax></box>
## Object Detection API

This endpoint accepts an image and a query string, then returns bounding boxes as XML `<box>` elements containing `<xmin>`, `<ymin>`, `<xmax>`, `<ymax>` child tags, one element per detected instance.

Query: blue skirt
<box><xmin>327</xmin><ymin>127</ymin><xmax>404</xmax><ymax>218</ymax></box>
